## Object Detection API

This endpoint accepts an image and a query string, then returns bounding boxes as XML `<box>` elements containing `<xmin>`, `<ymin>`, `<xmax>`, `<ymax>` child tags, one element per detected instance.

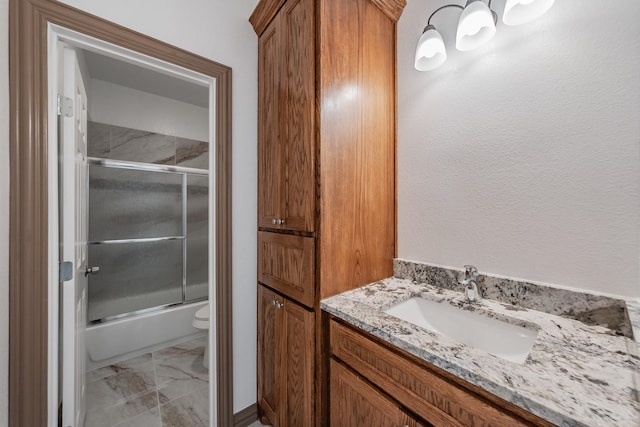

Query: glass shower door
<box><xmin>88</xmin><ymin>165</ymin><xmax>186</xmax><ymax>321</ymax></box>
<box><xmin>186</xmin><ymin>174</ymin><xmax>209</xmax><ymax>301</ymax></box>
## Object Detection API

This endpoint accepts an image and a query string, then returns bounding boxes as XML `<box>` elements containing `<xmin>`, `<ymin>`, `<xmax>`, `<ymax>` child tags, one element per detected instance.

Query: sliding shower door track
<box><xmin>88</xmin><ymin>296</ymin><xmax>209</xmax><ymax>325</ymax></box>
<box><xmin>88</xmin><ymin>157</ymin><xmax>209</xmax><ymax>175</ymax></box>
<box><xmin>88</xmin><ymin>236</ymin><xmax>185</xmax><ymax>245</ymax></box>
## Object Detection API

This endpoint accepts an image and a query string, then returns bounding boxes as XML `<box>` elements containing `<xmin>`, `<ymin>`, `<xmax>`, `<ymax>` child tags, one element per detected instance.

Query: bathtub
<box><xmin>86</xmin><ymin>301</ymin><xmax>207</xmax><ymax>371</ymax></box>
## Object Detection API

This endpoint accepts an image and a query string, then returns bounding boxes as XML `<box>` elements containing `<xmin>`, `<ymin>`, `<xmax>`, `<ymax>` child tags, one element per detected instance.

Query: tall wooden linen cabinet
<box><xmin>250</xmin><ymin>0</ymin><xmax>406</xmax><ymax>425</ymax></box>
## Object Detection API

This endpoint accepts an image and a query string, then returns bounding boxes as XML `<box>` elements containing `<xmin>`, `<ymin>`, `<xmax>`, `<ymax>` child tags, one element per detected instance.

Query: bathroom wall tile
<box><xmin>88</xmin><ymin>121</ymin><xmax>111</xmax><ymax>158</ymax></box>
<box><xmin>160</xmin><ymin>386</ymin><xmax>209</xmax><ymax>427</ymax></box>
<box><xmin>626</xmin><ymin>300</ymin><xmax>640</xmax><ymax>403</ymax></box>
<box><xmin>176</xmin><ymin>137</ymin><xmax>208</xmax><ymax>170</ymax></box>
<box><xmin>626</xmin><ymin>337</ymin><xmax>640</xmax><ymax>404</ymax></box>
<box><xmin>110</xmin><ymin>125</ymin><xmax>176</xmax><ymax>165</ymax></box>
<box><xmin>627</xmin><ymin>300</ymin><xmax>640</xmax><ymax>339</ymax></box>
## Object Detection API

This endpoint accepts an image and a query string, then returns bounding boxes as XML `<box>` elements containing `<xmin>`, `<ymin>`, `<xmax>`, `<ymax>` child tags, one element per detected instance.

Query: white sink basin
<box><xmin>384</xmin><ymin>297</ymin><xmax>538</xmax><ymax>364</ymax></box>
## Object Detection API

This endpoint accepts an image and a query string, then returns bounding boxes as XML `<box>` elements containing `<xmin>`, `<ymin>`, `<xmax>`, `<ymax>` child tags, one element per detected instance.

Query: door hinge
<box><xmin>57</xmin><ymin>94</ymin><xmax>73</xmax><ymax>117</ymax></box>
<box><xmin>60</xmin><ymin>261</ymin><xmax>74</xmax><ymax>282</ymax></box>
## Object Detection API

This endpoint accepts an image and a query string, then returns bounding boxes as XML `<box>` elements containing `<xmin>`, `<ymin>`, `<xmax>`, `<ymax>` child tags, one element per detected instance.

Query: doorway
<box><xmin>56</xmin><ymin>34</ymin><xmax>215</xmax><ymax>426</ymax></box>
<box><xmin>8</xmin><ymin>1</ymin><xmax>233</xmax><ymax>426</ymax></box>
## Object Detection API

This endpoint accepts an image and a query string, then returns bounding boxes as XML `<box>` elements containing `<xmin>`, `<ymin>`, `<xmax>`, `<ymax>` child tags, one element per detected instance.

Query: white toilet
<box><xmin>192</xmin><ymin>304</ymin><xmax>210</xmax><ymax>369</ymax></box>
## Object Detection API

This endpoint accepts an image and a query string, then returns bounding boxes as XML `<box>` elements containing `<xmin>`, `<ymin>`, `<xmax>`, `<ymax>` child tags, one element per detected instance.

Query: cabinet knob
<box><xmin>279</xmin><ymin>219</ymin><xmax>285</xmax><ymax>225</ymax></box>
<box><xmin>272</xmin><ymin>219</ymin><xmax>277</xmax><ymax>225</ymax></box>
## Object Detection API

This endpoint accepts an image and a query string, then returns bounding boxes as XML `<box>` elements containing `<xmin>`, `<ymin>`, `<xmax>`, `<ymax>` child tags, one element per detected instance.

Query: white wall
<box><xmin>0</xmin><ymin>0</ymin><xmax>258</xmax><ymax>418</ymax></box>
<box><xmin>398</xmin><ymin>0</ymin><xmax>640</xmax><ymax>297</ymax></box>
<box><xmin>89</xmin><ymin>79</ymin><xmax>209</xmax><ymax>141</ymax></box>
<box><xmin>0</xmin><ymin>0</ymin><xmax>8</xmax><ymax>423</ymax></box>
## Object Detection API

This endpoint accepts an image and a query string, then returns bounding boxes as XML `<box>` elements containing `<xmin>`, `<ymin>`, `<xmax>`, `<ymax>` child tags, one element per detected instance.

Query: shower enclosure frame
<box><xmin>8</xmin><ymin>1</ymin><xmax>234</xmax><ymax>426</ymax></box>
<box><xmin>87</xmin><ymin>157</ymin><xmax>210</xmax><ymax>324</ymax></box>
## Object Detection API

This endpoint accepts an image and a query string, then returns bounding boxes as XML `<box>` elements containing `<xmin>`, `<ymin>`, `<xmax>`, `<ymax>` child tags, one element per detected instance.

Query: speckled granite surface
<box><xmin>394</xmin><ymin>259</ymin><xmax>632</xmax><ymax>337</ymax></box>
<box><xmin>321</xmin><ymin>275</ymin><xmax>640</xmax><ymax>426</ymax></box>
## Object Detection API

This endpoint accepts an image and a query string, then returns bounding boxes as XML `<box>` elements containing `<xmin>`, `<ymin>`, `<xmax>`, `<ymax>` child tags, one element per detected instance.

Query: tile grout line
<box><xmin>152</xmin><ymin>351</ymin><xmax>163</xmax><ymax>427</ymax></box>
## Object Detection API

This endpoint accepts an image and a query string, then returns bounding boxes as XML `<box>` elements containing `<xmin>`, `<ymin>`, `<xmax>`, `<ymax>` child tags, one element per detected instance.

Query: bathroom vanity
<box><xmin>329</xmin><ymin>319</ymin><xmax>553</xmax><ymax>426</ymax></box>
<box><xmin>322</xmin><ymin>261</ymin><xmax>640</xmax><ymax>426</ymax></box>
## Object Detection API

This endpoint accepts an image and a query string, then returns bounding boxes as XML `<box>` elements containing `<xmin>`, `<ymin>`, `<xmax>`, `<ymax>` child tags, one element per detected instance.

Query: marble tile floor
<box><xmin>85</xmin><ymin>335</ymin><xmax>209</xmax><ymax>427</ymax></box>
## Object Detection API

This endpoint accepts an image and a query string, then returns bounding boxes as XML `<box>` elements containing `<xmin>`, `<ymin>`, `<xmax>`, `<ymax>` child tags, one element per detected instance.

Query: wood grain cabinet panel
<box><xmin>252</xmin><ymin>0</ymin><xmax>406</xmax><ymax>423</ymax></box>
<box><xmin>258</xmin><ymin>231</ymin><xmax>315</xmax><ymax>308</ymax></box>
<box><xmin>257</xmin><ymin>16</ymin><xmax>283</xmax><ymax>230</ymax></box>
<box><xmin>257</xmin><ymin>0</ymin><xmax>315</xmax><ymax>232</ymax></box>
<box><xmin>280</xmin><ymin>0</ymin><xmax>315</xmax><ymax>233</ymax></box>
<box><xmin>258</xmin><ymin>285</ymin><xmax>315</xmax><ymax>426</ymax></box>
<box><xmin>318</xmin><ymin>0</ymin><xmax>397</xmax><ymax>300</ymax></box>
<box><xmin>283</xmin><ymin>297</ymin><xmax>315</xmax><ymax>426</ymax></box>
<box><xmin>330</xmin><ymin>320</ymin><xmax>554</xmax><ymax>427</ymax></box>
<box><xmin>258</xmin><ymin>286</ymin><xmax>282</xmax><ymax>424</ymax></box>
<box><xmin>330</xmin><ymin>359</ymin><xmax>422</xmax><ymax>427</ymax></box>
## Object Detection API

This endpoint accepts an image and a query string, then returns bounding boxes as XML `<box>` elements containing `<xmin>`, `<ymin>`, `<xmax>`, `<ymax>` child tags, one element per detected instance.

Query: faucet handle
<box><xmin>464</xmin><ymin>265</ymin><xmax>478</xmax><ymax>279</ymax></box>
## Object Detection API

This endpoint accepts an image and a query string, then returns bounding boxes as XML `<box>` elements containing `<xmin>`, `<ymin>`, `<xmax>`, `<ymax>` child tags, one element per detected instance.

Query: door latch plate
<box><xmin>60</xmin><ymin>261</ymin><xmax>73</xmax><ymax>282</ymax></box>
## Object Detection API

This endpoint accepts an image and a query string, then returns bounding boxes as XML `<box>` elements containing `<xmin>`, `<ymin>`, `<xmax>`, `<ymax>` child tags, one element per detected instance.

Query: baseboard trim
<box><xmin>234</xmin><ymin>403</ymin><xmax>259</xmax><ymax>427</ymax></box>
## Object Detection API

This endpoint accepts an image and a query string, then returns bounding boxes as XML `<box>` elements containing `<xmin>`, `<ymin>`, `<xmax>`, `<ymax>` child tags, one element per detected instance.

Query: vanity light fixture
<box><xmin>414</xmin><ymin>0</ymin><xmax>555</xmax><ymax>71</ymax></box>
<box><xmin>456</xmin><ymin>0</ymin><xmax>497</xmax><ymax>51</ymax></box>
<box><xmin>414</xmin><ymin>23</ymin><xmax>450</xmax><ymax>71</ymax></box>
<box><xmin>503</xmin><ymin>0</ymin><xmax>555</xmax><ymax>26</ymax></box>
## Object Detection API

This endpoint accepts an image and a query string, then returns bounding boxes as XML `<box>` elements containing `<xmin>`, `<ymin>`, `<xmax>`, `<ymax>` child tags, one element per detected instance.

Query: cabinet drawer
<box><xmin>258</xmin><ymin>231</ymin><xmax>315</xmax><ymax>307</ymax></box>
<box><xmin>330</xmin><ymin>359</ymin><xmax>422</xmax><ymax>427</ymax></box>
<box><xmin>330</xmin><ymin>321</ymin><xmax>542</xmax><ymax>427</ymax></box>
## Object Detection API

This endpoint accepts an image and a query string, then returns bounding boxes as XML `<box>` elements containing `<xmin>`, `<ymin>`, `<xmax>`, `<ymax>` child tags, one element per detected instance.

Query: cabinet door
<box><xmin>258</xmin><ymin>231</ymin><xmax>315</xmax><ymax>308</ymax></box>
<box><xmin>330</xmin><ymin>359</ymin><xmax>419</xmax><ymax>427</ymax></box>
<box><xmin>258</xmin><ymin>15</ymin><xmax>283</xmax><ymax>229</ymax></box>
<box><xmin>258</xmin><ymin>285</ymin><xmax>283</xmax><ymax>425</ymax></box>
<box><xmin>280</xmin><ymin>0</ymin><xmax>315</xmax><ymax>232</ymax></box>
<box><xmin>257</xmin><ymin>0</ymin><xmax>315</xmax><ymax>233</ymax></box>
<box><xmin>282</xmin><ymin>299</ymin><xmax>315</xmax><ymax>426</ymax></box>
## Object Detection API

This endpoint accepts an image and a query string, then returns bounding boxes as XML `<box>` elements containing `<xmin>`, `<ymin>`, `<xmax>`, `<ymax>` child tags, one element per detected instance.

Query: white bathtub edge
<box><xmin>86</xmin><ymin>301</ymin><xmax>207</xmax><ymax>371</ymax></box>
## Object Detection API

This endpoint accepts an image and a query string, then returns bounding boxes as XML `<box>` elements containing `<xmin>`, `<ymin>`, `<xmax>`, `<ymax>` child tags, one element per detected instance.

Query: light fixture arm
<box><xmin>426</xmin><ymin>4</ymin><xmax>464</xmax><ymax>27</ymax></box>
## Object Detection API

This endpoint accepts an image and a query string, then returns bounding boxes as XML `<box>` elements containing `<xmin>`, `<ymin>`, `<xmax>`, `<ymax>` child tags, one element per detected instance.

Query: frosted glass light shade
<box><xmin>456</xmin><ymin>0</ymin><xmax>496</xmax><ymax>52</ymax></box>
<box><xmin>503</xmin><ymin>0</ymin><xmax>555</xmax><ymax>26</ymax></box>
<box><xmin>414</xmin><ymin>25</ymin><xmax>447</xmax><ymax>71</ymax></box>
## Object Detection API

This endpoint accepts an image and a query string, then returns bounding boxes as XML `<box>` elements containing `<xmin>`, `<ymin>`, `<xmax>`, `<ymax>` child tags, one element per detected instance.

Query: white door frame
<box><xmin>47</xmin><ymin>23</ymin><xmax>218</xmax><ymax>427</ymax></box>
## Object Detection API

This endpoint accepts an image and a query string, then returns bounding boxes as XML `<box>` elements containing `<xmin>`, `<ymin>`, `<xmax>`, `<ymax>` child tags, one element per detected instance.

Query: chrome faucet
<box><xmin>460</xmin><ymin>265</ymin><xmax>481</xmax><ymax>302</ymax></box>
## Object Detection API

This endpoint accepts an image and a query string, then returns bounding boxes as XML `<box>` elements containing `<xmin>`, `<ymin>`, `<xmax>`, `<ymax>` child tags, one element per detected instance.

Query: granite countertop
<box><xmin>321</xmin><ymin>272</ymin><xmax>640</xmax><ymax>427</ymax></box>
